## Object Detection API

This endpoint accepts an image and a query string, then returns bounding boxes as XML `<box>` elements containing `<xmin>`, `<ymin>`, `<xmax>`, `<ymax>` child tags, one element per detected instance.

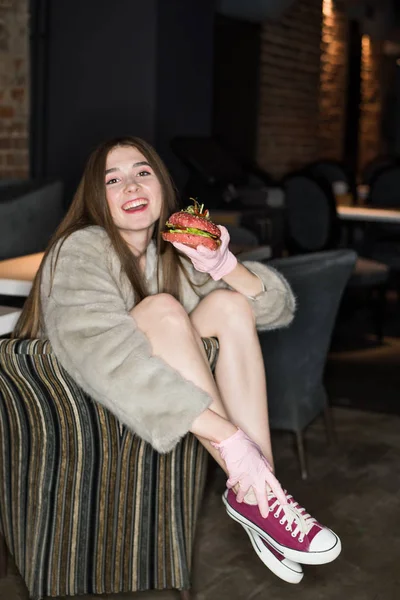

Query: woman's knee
<box><xmin>131</xmin><ymin>293</ymin><xmax>192</xmax><ymax>333</ymax></box>
<box><xmin>200</xmin><ymin>289</ymin><xmax>255</xmax><ymax>325</ymax></box>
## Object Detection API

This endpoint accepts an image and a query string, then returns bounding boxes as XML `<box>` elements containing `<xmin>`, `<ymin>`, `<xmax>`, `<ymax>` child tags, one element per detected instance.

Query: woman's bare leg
<box><xmin>131</xmin><ymin>293</ymin><xmax>237</xmax><ymax>470</ymax></box>
<box><xmin>189</xmin><ymin>289</ymin><xmax>274</xmax><ymax>467</ymax></box>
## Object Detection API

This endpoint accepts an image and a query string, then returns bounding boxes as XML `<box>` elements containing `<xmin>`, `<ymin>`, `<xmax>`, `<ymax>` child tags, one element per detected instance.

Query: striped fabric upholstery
<box><xmin>0</xmin><ymin>337</ymin><xmax>219</xmax><ymax>600</ymax></box>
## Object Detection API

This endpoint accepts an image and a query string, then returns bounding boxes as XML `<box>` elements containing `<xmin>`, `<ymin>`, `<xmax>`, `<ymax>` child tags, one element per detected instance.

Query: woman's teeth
<box><xmin>122</xmin><ymin>199</ymin><xmax>148</xmax><ymax>211</ymax></box>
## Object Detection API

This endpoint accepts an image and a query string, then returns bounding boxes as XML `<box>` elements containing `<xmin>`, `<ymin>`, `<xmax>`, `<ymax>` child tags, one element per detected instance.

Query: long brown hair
<box><xmin>13</xmin><ymin>136</ymin><xmax>186</xmax><ymax>339</ymax></box>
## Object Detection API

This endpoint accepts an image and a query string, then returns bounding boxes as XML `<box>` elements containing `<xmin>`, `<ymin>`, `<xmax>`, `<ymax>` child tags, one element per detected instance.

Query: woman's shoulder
<box><xmin>46</xmin><ymin>226</ymin><xmax>111</xmax><ymax>262</ymax></box>
<box><xmin>58</xmin><ymin>226</ymin><xmax>110</xmax><ymax>252</ymax></box>
<box><xmin>41</xmin><ymin>227</ymin><xmax>118</xmax><ymax>296</ymax></box>
<box><xmin>44</xmin><ymin>226</ymin><xmax>114</xmax><ymax>278</ymax></box>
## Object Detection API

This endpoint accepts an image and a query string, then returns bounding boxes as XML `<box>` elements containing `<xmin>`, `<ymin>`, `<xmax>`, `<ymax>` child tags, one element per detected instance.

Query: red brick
<box><xmin>0</xmin><ymin>0</ymin><xmax>30</xmax><ymax>179</ymax></box>
<box><xmin>14</xmin><ymin>58</ymin><xmax>23</xmax><ymax>72</ymax></box>
<box><xmin>0</xmin><ymin>106</ymin><xmax>15</xmax><ymax>118</ymax></box>
<box><xmin>0</xmin><ymin>139</ymin><xmax>12</xmax><ymax>149</ymax></box>
<box><xmin>11</xmin><ymin>87</ymin><xmax>25</xmax><ymax>102</ymax></box>
<box><xmin>6</xmin><ymin>151</ymin><xmax>28</xmax><ymax>167</ymax></box>
<box><xmin>256</xmin><ymin>0</ymin><xmax>324</xmax><ymax>177</ymax></box>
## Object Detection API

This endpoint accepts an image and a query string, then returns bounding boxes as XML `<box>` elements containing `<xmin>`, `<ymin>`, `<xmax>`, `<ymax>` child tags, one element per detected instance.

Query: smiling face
<box><xmin>105</xmin><ymin>145</ymin><xmax>163</xmax><ymax>246</ymax></box>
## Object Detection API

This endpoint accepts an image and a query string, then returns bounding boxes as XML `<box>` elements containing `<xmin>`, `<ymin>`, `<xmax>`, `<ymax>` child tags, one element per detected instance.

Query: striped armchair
<box><xmin>0</xmin><ymin>337</ymin><xmax>219</xmax><ymax>600</ymax></box>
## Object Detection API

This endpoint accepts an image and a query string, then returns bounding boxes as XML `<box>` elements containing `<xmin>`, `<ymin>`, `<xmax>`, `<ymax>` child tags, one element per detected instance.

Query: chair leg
<box><xmin>294</xmin><ymin>431</ymin><xmax>308</xmax><ymax>480</ymax></box>
<box><xmin>179</xmin><ymin>589</ymin><xmax>192</xmax><ymax>600</ymax></box>
<box><xmin>372</xmin><ymin>284</ymin><xmax>387</xmax><ymax>344</ymax></box>
<box><xmin>0</xmin><ymin>533</ymin><xmax>8</xmax><ymax>578</ymax></box>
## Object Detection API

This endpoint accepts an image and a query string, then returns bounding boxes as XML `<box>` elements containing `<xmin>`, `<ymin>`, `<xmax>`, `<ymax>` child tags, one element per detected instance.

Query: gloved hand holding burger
<box><xmin>162</xmin><ymin>199</ymin><xmax>237</xmax><ymax>280</ymax></box>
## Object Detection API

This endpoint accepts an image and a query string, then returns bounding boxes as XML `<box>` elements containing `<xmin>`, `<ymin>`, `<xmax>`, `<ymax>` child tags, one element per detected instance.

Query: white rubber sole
<box><xmin>223</xmin><ymin>491</ymin><xmax>342</xmax><ymax>565</ymax></box>
<box><xmin>244</xmin><ymin>526</ymin><xmax>304</xmax><ymax>584</ymax></box>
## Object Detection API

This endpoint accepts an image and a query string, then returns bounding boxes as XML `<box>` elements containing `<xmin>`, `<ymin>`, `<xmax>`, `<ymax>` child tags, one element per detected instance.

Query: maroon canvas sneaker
<box><xmin>244</xmin><ymin>526</ymin><xmax>304</xmax><ymax>584</ymax></box>
<box><xmin>223</xmin><ymin>489</ymin><xmax>341</xmax><ymax>565</ymax></box>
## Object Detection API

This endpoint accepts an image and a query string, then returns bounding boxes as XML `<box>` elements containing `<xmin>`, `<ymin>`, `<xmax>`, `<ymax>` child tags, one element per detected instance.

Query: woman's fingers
<box><xmin>235</xmin><ymin>487</ymin><xmax>247</xmax><ymax>504</ymax></box>
<box><xmin>253</xmin><ymin>484</ymin><xmax>270</xmax><ymax>518</ymax></box>
<box><xmin>171</xmin><ymin>242</ymin><xmax>197</xmax><ymax>257</ymax></box>
<box><xmin>218</xmin><ymin>226</ymin><xmax>230</xmax><ymax>250</ymax></box>
<box><xmin>263</xmin><ymin>462</ymin><xmax>287</xmax><ymax>505</ymax></box>
<box><xmin>196</xmin><ymin>245</ymin><xmax>216</xmax><ymax>257</ymax></box>
<box><xmin>226</xmin><ymin>475</ymin><xmax>240</xmax><ymax>489</ymax></box>
<box><xmin>261</xmin><ymin>456</ymin><xmax>287</xmax><ymax>504</ymax></box>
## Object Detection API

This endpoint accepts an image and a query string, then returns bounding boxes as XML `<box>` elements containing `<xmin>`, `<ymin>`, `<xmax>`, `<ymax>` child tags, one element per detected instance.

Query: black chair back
<box><xmin>365</xmin><ymin>164</ymin><xmax>400</xmax><ymax>241</ymax></box>
<box><xmin>307</xmin><ymin>160</ymin><xmax>357</xmax><ymax>204</ymax></box>
<box><xmin>283</xmin><ymin>173</ymin><xmax>340</xmax><ymax>254</ymax></box>
<box><xmin>362</xmin><ymin>155</ymin><xmax>398</xmax><ymax>186</ymax></box>
<box><xmin>367</xmin><ymin>164</ymin><xmax>400</xmax><ymax>209</ymax></box>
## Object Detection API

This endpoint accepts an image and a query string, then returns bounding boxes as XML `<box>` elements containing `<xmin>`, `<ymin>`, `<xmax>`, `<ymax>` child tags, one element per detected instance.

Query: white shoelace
<box><xmin>268</xmin><ymin>492</ymin><xmax>317</xmax><ymax>543</ymax></box>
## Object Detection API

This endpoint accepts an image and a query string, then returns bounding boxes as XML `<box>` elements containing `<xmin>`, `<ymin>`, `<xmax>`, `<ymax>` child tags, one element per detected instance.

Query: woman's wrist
<box><xmin>222</xmin><ymin>262</ymin><xmax>264</xmax><ymax>298</ymax></box>
<box><xmin>190</xmin><ymin>408</ymin><xmax>238</xmax><ymax>444</ymax></box>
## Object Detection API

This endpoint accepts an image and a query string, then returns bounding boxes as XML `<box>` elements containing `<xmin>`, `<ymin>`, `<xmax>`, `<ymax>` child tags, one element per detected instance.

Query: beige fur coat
<box><xmin>40</xmin><ymin>226</ymin><xmax>295</xmax><ymax>452</ymax></box>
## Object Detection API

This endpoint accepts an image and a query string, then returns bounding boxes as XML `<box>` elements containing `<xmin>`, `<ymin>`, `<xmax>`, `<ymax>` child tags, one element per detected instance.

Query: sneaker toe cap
<box><xmin>309</xmin><ymin>528</ymin><xmax>339</xmax><ymax>553</ymax></box>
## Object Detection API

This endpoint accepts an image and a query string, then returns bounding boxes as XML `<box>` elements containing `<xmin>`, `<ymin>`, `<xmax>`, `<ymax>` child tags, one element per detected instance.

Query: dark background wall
<box><xmin>156</xmin><ymin>0</ymin><xmax>215</xmax><ymax>188</ymax></box>
<box><xmin>30</xmin><ymin>0</ymin><xmax>216</xmax><ymax>204</ymax></box>
<box><xmin>395</xmin><ymin>65</ymin><xmax>400</xmax><ymax>156</ymax></box>
<box><xmin>213</xmin><ymin>15</ymin><xmax>261</xmax><ymax>165</ymax></box>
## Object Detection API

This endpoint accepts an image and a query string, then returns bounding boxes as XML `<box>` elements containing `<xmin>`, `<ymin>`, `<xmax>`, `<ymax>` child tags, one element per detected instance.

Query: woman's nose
<box><xmin>125</xmin><ymin>178</ymin><xmax>139</xmax><ymax>192</ymax></box>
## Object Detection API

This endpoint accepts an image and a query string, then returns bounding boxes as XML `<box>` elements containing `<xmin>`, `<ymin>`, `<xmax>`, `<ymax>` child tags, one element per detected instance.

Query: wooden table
<box><xmin>0</xmin><ymin>253</ymin><xmax>45</xmax><ymax>334</ymax></box>
<box><xmin>0</xmin><ymin>252</ymin><xmax>44</xmax><ymax>296</ymax></box>
<box><xmin>0</xmin><ymin>305</ymin><xmax>22</xmax><ymax>335</ymax></box>
<box><xmin>337</xmin><ymin>206</ymin><xmax>400</xmax><ymax>224</ymax></box>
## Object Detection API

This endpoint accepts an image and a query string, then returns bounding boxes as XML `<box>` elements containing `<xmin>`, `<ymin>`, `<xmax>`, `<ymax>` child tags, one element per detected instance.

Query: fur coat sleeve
<box><xmin>40</xmin><ymin>228</ymin><xmax>212</xmax><ymax>453</ymax></box>
<box><xmin>240</xmin><ymin>260</ymin><xmax>296</xmax><ymax>330</ymax></box>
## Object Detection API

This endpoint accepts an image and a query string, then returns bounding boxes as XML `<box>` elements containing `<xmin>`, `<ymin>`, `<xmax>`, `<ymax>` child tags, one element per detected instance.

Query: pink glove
<box><xmin>172</xmin><ymin>225</ymin><xmax>237</xmax><ymax>280</ymax></box>
<box><xmin>211</xmin><ymin>429</ymin><xmax>287</xmax><ymax>518</ymax></box>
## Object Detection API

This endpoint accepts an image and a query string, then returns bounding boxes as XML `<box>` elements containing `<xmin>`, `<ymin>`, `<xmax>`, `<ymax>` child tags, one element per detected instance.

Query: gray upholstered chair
<box><xmin>258</xmin><ymin>249</ymin><xmax>357</xmax><ymax>479</ymax></box>
<box><xmin>0</xmin><ymin>180</ymin><xmax>64</xmax><ymax>260</ymax></box>
<box><xmin>0</xmin><ymin>337</ymin><xmax>219</xmax><ymax>600</ymax></box>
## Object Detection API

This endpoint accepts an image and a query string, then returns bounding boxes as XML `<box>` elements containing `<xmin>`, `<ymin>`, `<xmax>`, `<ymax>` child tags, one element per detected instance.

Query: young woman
<box><xmin>14</xmin><ymin>136</ymin><xmax>341</xmax><ymax>584</ymax></box>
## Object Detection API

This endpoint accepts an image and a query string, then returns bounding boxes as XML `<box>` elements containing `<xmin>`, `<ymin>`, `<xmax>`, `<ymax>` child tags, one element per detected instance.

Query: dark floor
<box><xmin>1</xmin><ymin>296</ymin><xmax>400</xmax><ymax>600</ymax></box>
<box><xmin>327</xmin><ymin>292</ymin><xmax>400</xmax><ymax>415</ymax></box>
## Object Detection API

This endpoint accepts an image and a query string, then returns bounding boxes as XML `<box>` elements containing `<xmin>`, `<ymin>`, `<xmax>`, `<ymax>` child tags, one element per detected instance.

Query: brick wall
<box><xmin>256</xmin><ymin>0</ymin><xmax>323</xmax><ymax>179</ymax></box>
<box><xmin>256</xmin><ymin>0</ymin><xmax>384</xmax><ymax>180</ymax></box>
<box><xmin>318</xmin><ymin>0</ymin><xmax>349</xmax><ymax>161</ymax></box>
<box><xmin>358</xmin><ymin>35</ymin><xmax>383</xmax><ymax>172</ymax></box>
<box><xmin>0</xmin><ymin>0</ymin><xmax>29</xmax><ymax>179</ymax></box>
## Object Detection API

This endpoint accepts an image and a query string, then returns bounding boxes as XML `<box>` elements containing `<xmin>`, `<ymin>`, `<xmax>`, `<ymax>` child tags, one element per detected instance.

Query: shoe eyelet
<box><xmin>269</xmin><ymin>507</ymin><xmax>274</xmax><ymax>512</ymax></box>
<box><xmin>285</xmin><ymin>526</ymin><xmax>291</xmax><ymax>532</ymax></box>
<box><xmin>274</xmin><ymin>512</ymin><xmax>279</xmax><ymax>518</ymax></box>
<box><xmin>279</xmin><ymin>518</ymin><xmax>285</xmax><ymax>525</ymax></box>
<box><xmin>299</xmin><ymin>537</ymin><xmax>304</xmax><ymax>543</ymax></box>
<box><xmin>291</xmin><ymin>532</ymin><xmax>297</xmax><ymax>538</ymax></box>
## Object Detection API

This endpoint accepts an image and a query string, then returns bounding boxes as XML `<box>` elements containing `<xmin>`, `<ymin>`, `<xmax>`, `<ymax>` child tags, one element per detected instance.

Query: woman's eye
<box><xmin>106</xmin><ymin>177</ymin><xmax>119</xmax><ymax>185</ymax></box>
<box><xmin>137</xmin><ymin>170</ymin><xmax>151</xmax><ymax>177</ymax></box>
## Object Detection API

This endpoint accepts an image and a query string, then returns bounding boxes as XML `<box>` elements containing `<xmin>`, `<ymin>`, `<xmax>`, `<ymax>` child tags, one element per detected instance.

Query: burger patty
<box><xmin>167</xmin><ymin>212</ymin><xmax>220</xmax><ymax>237</ymax></box>
<box><xmin>162</xmin><ymin>231</ymin><xmax>220</xmax><ymax>250</ymax></box>
<box><xmin>165</xmin><ymin>226</ymin><xmax>220</xmax><ymax>239</ymax></box>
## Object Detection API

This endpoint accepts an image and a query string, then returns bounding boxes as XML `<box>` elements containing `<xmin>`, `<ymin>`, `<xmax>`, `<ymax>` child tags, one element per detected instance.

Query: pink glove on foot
<box><xmin>172</xmin><ymin>226</ymin><xmax>237</xmax><ymax>280</ymax></box>
<box><xmin>211</xmin><ymin>428</ymin><xmax>287</xmax><ymax>518</ymax></box>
